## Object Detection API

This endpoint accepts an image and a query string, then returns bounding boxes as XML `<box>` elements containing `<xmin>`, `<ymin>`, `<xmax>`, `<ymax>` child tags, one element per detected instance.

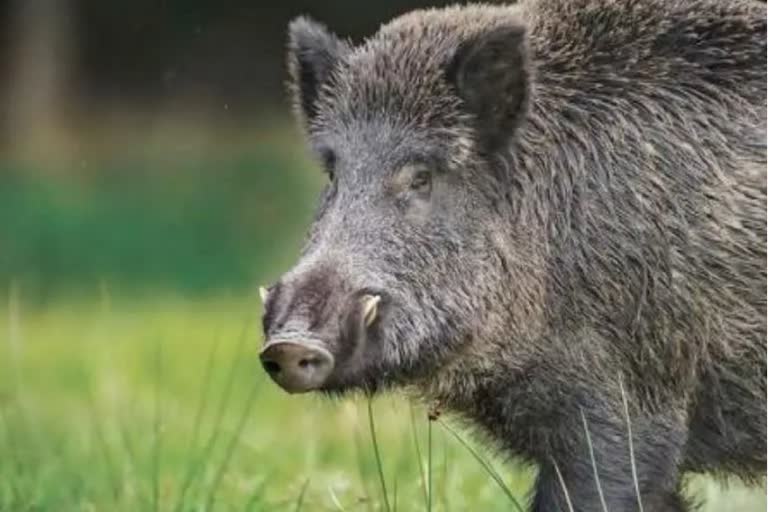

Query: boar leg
<box><xmin>531</xmin><ymin>410</ymin><xmax>689</xmax><ymax>512</ymax></box>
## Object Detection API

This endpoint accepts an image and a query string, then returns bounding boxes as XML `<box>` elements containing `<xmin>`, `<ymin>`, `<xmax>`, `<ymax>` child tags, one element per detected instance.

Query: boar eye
<box><xmin>321</xmin><ymin>149</ymin><xmax>337</xmax><ymax>182</ymax></box>
<box><xmin>410</xmin><ymin>169</ymin><xmax>432</xmax><ymax>193</ymax></box>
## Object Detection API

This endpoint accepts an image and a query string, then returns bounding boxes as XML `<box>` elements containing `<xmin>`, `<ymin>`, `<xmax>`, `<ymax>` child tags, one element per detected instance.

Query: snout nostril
<box><xmin>298</xmin><ymin>357</ymin><xmax>323</xmax><ymax>369</ymax></box>
<box><xmin>262</xmin><ymin>359</ymin><xmax>281</xmax><ymax>374</ymax></box>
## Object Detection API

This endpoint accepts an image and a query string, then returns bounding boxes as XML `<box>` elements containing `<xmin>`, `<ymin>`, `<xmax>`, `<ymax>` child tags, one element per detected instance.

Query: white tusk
<box><xmin>361</xmin><ymin>294</ymin><xmax>381</xmax><ymax>327</ymax></box>
<box><xmin>259</xmin><ymin>286</ymin><xmax>269</xmax><ymax>303</ymax></box>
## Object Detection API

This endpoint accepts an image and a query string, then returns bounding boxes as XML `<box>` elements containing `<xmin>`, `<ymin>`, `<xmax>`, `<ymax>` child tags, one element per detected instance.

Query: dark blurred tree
<box><xmin>1</xmin><ymin>0</ymin><xmax>462</xmax><ymax>118</ymax></box>
<box><xmin>3</xmin><ymin>0</ymin><xmax>75</xmax><ymax>155</ymax></box>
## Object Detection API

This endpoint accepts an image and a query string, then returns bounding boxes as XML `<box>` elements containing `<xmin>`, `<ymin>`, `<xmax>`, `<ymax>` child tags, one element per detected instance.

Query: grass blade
<box><xmin>427</xmin><ymin>414</ymin><xmax>433</xmax><ymax>512</ymax></box>
<box><xmin>173</xmin><ymin>334</ymin><xmax>222</xmax><ymax>512</ymax></box>
<box><xmin>0</xmin><ymin>406</ymin><xmax>22</xmax><ymax>506</ymax></box>
<box><xmin>116</xmin><ymin>398</ymin><xmax>138</xmax><ymax>485</ymax></box>
<box><xmin>87</xmin><ymin>389</ymin><xmax>120</xmax><ymax>501</ymax></box>
<box><xmin>173</xmin><ymin>322</ymin><xmax>250</xmax><ymax>509</ymax></box>
<box><xmin>353</xmin><ymin>420</ymin><xmax>374</xmax><ymax>512</ymax></box>
<box><xmin>367</xmin><ymin>398</ymin><xmax>392</xmax><ymax>512</ymax></box>
<box><xmin>408</xmin><ymin>406</ymin><xmax>429</xmax><ymax>511</ymax></box>
<box><xmin>152</xmin><ymin>338</ymin><xmax>163</xmax><ymax>512</ymax></box>
<box><xmin>441</xmin><ymin>429</ymin><xmax>451</xmax><ymax>512</ymax></box>
<box><xmin>243</xmin><ymin>476</ymin><xmax>271</xmax><ymax>512</ymax></box>
<box><xmin>188</xmin><ymin>334</ymin><xmax>222</xmax><ymax>450</ymax></box>
<box><xmin>620</xmin><ymin>376</ymin><xmax>645</xmax><ymax>512</ymax></box>
<box><xmin>580</xmin><ymin>408</ymin><xmax>608</xmax><ymax>512</ymax></box>
<box><xmin>204</xmin><ymin>381</ymin><xmax>258</xmax><ymax>511</ymax></box>
<box><xmin>328</xmin><ymin>484</ymin><xmax>347</xmax><ymax>512</ymax></box>
<box><xmin>550</xmin><ymin>457</ymin><xmax>575</xmax><ymax>512</ymax></box>
<box><xmin>439</xmin><ymin>419</ymin><xmax>525</xmax><ymax>512</ymax></box>
<box><xmin>392</xmin><ymin>477</ymin><xmax>398</xmax><ymax>512</ymax></box>
<box><xmin>294</xmin><ymin>478</ymin><xmax>310</xmax><ymax>512</ymax></box>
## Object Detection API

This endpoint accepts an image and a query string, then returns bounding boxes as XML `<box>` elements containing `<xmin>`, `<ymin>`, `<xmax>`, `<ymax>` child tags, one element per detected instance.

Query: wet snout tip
<box><xmin>361</xmin><ymin>294</ymin><xmax>381</xmax><ymax>327</ymax></box>
<box><xmin>259</xmin><ymin>340</ymin><xmax>334</xmax><ymax>393</ymax></box>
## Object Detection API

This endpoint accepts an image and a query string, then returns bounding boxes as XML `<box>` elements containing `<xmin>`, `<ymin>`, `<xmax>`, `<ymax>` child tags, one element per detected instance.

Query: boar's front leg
<box><xmin>530</xmin><ymin>408</ymin><xmax>690</xmax><ymax>512</ymax></box>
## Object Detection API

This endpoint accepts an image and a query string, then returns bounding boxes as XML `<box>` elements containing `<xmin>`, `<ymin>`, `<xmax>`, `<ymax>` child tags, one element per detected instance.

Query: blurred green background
<box><xmin>0</xmin><ymin>1</ymin><xmax>764</xmax><ymax>511</ymax></box>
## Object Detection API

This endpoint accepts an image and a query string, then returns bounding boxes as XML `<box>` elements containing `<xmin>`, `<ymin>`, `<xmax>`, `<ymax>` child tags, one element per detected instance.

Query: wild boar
<box><xmin>260</xmin><ymin>1</ymin><xmax>767</xmax><ymax>510</ymax></box>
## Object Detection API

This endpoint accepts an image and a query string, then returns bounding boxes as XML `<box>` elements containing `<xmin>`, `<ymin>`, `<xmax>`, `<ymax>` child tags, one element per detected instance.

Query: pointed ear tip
<box><xmin>477</xmin><ymin>23</ymin><xmax>528</xmax><ymax>48</ymax></box>
<box><xmin>449</xmin><ymin>23</ymin><xmax>527</xmax><ymax>66</ymax></box>
<box><xmin>288</xmin><ymin>15</ymin><xmax>317</xmax><ymax>33</ymax></box>
<box><xmin>288</xmin><ymin>15</ymin><xmax>331</xmax><ymax>45</ymax></box>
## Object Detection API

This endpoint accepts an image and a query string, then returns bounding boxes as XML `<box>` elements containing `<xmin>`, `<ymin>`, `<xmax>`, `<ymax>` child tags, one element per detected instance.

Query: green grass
<box><xmin>0</xmin><ymin>292</ymin><xmax>764</xmax><ymax>511</ymax></box>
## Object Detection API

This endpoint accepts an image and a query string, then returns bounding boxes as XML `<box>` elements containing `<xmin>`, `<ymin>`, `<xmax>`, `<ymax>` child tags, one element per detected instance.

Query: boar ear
<box><xmin>447</xmin><ymin>25</ymin><xmax>530</xmax><ymax>149</ymax></box>
<box><xmin>287</xmin><ymin>16</ymin><xmax>350</xmax><ymax>128</ymax></box>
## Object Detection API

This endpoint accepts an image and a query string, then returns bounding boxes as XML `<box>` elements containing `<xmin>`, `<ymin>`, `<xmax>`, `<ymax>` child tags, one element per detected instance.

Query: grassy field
<box><xmin>0</xmin><ymin>292</ymin><xmax>764</xmax><ymax>512</ymax></box>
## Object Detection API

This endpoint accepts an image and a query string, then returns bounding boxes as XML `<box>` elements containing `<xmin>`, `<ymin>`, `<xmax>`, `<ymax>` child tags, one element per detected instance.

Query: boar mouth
<box><xmin>260</xmin><ymin>291</ymin><xmax>387</xmax><ymax>394</ymax></box>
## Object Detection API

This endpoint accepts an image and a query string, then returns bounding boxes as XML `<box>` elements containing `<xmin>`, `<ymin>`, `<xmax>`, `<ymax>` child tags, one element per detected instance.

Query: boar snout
<box><xmin>260</xmin><ymin>339</ymin><xmax>334</xmax><ymax>393</ymax></box>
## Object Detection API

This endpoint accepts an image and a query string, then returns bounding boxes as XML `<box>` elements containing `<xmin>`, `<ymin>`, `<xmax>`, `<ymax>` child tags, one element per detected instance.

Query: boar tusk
<box><xmin>259</xmin><ymin>286</ymin><xmax>269</xmax><ymax>303</ymax></box>
<box><xmin>361</xmin><ymin>294</ymin><xmax>381</xmax><ymax>327</ymax></box>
